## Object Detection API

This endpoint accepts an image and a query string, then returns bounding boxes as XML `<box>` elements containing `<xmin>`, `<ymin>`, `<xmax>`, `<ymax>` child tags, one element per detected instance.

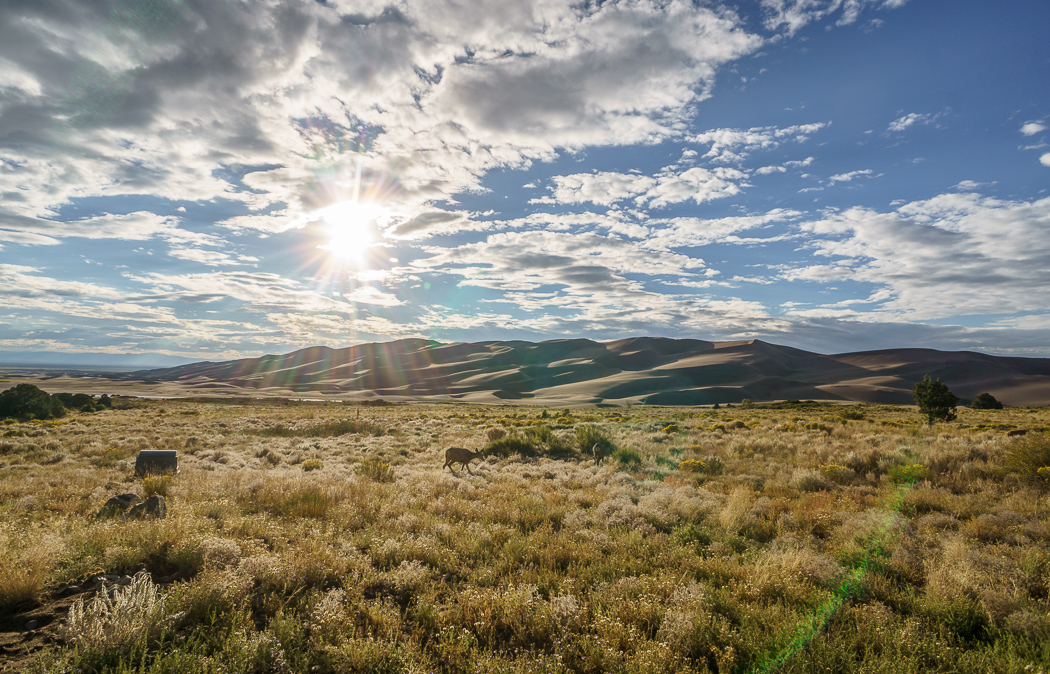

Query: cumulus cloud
<box><xmin>1020</xmin><ymin>121</ymin><xmax>1046</xmax><ymax>136</ymax></box>
<box><xmin>646</xmin><ymin>209</ymin><xmax>801</xmax><ymax>248</ymax></box>
<box><xmin>688</xmin><ymin>123</ymin><xmax>826</xmax><ymax>163</ymax></box>
<box><xmin>0</xmin><ymin>0</ymin><xmax>770</xmax><ymax>245</ymax></box>
<box><xmin>790</xmin><ymin>191</ymin><xmax>1050</xmax><ymax>320</ymax></box>
<box><xmin>533</xmin><ymin>166</ymin><xmax>748</xmax><ymax>208</ymax></box>
<box><xmin>828</xmin><ymin>169</ymin><xmax>874</xmax><ymax>183</ymax></box>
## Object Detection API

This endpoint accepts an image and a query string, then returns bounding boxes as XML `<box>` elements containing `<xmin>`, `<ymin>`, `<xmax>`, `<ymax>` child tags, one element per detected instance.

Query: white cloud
<box><xmin>688</xmin><ymin>123</ymin><xmax>826</xmax><ymax>163</ymax></box>
<box><xmin>828</xmin><ymin>169</ymin><xmax>874</xmax><ymax>183</ymax></box>
<box><xmin>646</xmin><ymin>209</ymin><xmax>801</xmax><ymax>248</ymax></box>
<box><xmin>1020</xmin><ymin>121</ymin><xmax>1047</xmax><ymax>136</ymax></box>
<box><xmin>534</xmin><ymin>166</ymin><xmax>748</xmax><ymax>208</ymax></box>
<box><xmin>790</xmin><ymin>191</ymin><xmax>1050</xmax><ymax>320</ymax></box>
<box><xmin>888</xmin><ymin>112</ymin><xmax>931</xmax><ymax>132</ymax></box>
<box><xmin>0</xmin><ymin>0</ymin><xmax>765</xmax><ymax>244</ymax></box>
<box><xmin>1041</xmin><ymin>153</ymin><xmax>1050</xmax><ymax>167</ymax></box>
<box><xmin>761</xmin><ymin>0</ymin><xmax>910</xmax><ymax>35</ymax></box>
<box><xmin>343</xmin><ymin>286</ymin><xmax>403</xmax><ymax>307</ymax></box>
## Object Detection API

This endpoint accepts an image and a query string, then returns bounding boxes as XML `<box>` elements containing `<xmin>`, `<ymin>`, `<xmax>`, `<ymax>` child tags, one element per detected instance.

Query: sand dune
<box><xmin>82</xmin><ymin>337</ymin><xmax>1047</xmax><ymax>406</ymax></box>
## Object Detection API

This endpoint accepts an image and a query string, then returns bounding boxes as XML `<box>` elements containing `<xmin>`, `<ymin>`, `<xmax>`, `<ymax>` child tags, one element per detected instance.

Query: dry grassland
<box><xmin>1</xmin><ymin>399</ymin><xmax>1049</xmax><ymax>673</ymax></box>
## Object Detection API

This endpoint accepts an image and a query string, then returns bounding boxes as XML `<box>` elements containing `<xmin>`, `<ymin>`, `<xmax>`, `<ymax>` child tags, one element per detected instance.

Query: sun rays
<box><xmin>315</xmin><ymin>199</ymin><xmax>389</xmax><ymax>264</ymax></box>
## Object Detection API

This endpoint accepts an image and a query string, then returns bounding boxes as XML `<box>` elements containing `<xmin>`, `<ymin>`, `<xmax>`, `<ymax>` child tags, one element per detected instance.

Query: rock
<box><xmin>114</xmin><ymin>576</ymin><xmax>132</xmax><ymax>586</ymax></box>
<box><xmin>1007</xmin><ymin>429</ymin><xmax>1028</xmax><ymax>437</ymax></box>
<box><xmin>124</xmin><ymin>495</ymin><xmax>166</xmax><ymax>520</ymax></box>
<box><xmin>25</xmin><ymin>620</ymin><xmax>38</xmax><ymax>631</ymax></box>
<box><xmin>95</xmin><ymin>493</ymin><xmax>142</xmax><ymax>519</ymax></box>
<box><xmin>57</xmin><ymin>584</ymin><xmax>81</xmax><ymax>597</ymax></box>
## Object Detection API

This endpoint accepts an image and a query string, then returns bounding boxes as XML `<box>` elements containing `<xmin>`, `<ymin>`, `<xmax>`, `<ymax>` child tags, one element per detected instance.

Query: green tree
<box><xmin>970</xmin><ymin>392</ymin><xmax>1003</xmax><ymax>410</ymax></box>
<box><xmin>0</xmin><ymin>384</ymin><xmax>60</xmax><ymax>420</ymax></box>
<box><xmin>913</xmin><ymin>375</ymin><xmax>958</xmax><ymax>426</ymax></box>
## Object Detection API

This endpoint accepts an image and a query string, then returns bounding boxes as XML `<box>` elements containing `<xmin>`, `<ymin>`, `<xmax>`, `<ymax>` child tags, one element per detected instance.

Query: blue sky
<box><xmin>1</xmin><ymin>0</ymin><xmax>1048</xmax><ymax>362</ymax></box>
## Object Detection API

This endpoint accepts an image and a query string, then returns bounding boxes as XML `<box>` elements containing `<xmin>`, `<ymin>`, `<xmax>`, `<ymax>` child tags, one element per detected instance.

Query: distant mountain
<box><xmin>112</xmin><ymin>337</ymin><xmax>1050</xmax><ymax>406</ymax></box>
<box><xmin>0</xmin><ymin>351</ymin><xmax>198</xmax><ymax>370</ymax></box>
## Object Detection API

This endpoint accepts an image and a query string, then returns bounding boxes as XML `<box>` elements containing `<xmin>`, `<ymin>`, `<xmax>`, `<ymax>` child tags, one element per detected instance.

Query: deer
<box><xmin>443</xmin><ymin>447</ymin><xmax>483</xmax><ymax>475</ymax></box>
<box><xmin>592</xmin><ymin>442</ymin><xmax>604</xmax><ymax>465</ymax></box>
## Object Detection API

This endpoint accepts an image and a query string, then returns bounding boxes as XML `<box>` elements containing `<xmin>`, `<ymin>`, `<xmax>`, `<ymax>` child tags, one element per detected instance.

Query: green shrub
<box><xmin>888</xmin><ymin>463</ymin><xmax>928</xmax><ymax>484</ymax></box>
<box><xmin>355</xmin><ymin>458</ymin><xmax>393</xmax><ymax>482</ymax></box>
<box><xmin>302</xmin><ymin>458</ymin><xmax>323</xmax><ymax>471</ymax></box>
<box><xmin>970</xmin><ymin>392</ymin><xmax>1004</xmax><ymax>410</ymax></box>
<box><xmin>280</xmin><ymin>488</ymin><xmax>334</xmax><ymax>518</ymax></box>
<box><xmin>484</xmin><ymin>435</ymin><xmax>540</xmax><ymax>458</ymax></box>
<box><xmin>256</xmin><ymin>419</ymin><xmax>384</xmax><ymax>438</ymax></box>
<box><xmin>612</xmin><ymin>447</ymin><xmax>642</xmax><ymax>467</ymax></box>
<box><xmin>54</xmin><ymin>392</ymin><xmax>100</xmax><ymax>412</ymax></box>
<box><xmin>678</xmin><ymin>456</ymin><xmax>723</xmax><ymax>475</ymax></box>
<box><xmin>483</xmin><ymin>425</ymin><xmax>573</xmax><ymax>459</ymax></box>
<box><xmin>1004</xmin><ymin>432</ymin><xmax>1050</xmax><ymax>483</ymax></box>
<box><xmin>575</xmin><ymin>424</ymin><xmax>615</xmax><ymax>455</ymax></box>
<box><xmin>142</xmin><ymin>475</ymin><xmax>173</xmax><ymax>497</ymax></box>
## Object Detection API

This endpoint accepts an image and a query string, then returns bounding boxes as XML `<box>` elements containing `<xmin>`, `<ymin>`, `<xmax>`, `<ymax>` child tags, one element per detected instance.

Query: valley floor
<box><xmin>1</xmin><ymin>400</ymin><xmax>1049</xmax><ymax>672</ymax></box>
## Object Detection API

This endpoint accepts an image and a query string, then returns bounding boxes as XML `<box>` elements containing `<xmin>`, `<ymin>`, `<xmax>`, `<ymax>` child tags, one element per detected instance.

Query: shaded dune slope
<box><xmin>120</xmin><ymin>338</ymin><xmax>1050</xmax><ymax>406</ymax></box>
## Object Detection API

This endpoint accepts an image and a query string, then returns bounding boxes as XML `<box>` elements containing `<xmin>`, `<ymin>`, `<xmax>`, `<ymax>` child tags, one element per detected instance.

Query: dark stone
<box><xmin>24</xmin><ymin>620</ymin><xmax>38</xmax><ymax>631</ymax></box>
<box><xmin>124</xmin><ymin>495</ymin><xmax>166</xmax><ymax>520</ymax></box>
<box><xmin>57</xmin><ymin>584</ymin><xmax>81</xmax><ymax>597</ymax></box>
<box><xmin>95</xmin><ymin>493</ymin><xmax>142</xmax><ymax>518</ymax></box>
<box><xmin>135</xmin><ymin>450</ymin><xmax>178</xmax><ymax>477</ymax></box>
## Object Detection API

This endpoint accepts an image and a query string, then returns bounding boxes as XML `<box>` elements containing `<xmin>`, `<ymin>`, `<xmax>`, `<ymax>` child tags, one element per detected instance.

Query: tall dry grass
<box><xmin>0</xmin><ymin>400</ymin><xmax>1046</xmax><ymax>672</ymax></box>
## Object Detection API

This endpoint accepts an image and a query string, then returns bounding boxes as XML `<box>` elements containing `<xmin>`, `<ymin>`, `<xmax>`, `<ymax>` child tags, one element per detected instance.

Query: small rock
<box><xmin>25</xmin><ymin>620</ymin><xmax>38</xmax><ymax>631</ymax></box>
<box><xmin>114</xmin><ymin>576</ymin><xmax>132</xmax><ymax>586</ymax></box>
<box><xmin>124</xmin><ymin>495</ymin><xmax>166</xmax><ymax>520</ymax></box>
<box><xmin>96</xmin><ymin>493</ymin><xmax>142</xmax><ymax>519</ymax></box>
<box><xmin>58</xmin><ymin>585</ymin><xmax>81</xmax><ymax>597</ymax></box>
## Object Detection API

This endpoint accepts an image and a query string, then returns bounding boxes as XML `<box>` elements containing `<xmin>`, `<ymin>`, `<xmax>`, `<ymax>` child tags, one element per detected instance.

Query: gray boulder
<box><xmin>96</xmin><ymin>493</ymin><xmax>142</xmax><ymax>519</ymax></box>
<box><xmin>124</xmin><ymin>495</ymin><xmax>166</xmax><ymax>520</ymax></box>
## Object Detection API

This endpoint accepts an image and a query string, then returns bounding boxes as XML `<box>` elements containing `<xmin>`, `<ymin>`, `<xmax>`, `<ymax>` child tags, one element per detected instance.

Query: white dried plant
<box><xmin>390</xmin><ymin>559</ymin><xmax>429</xmax><ymax>592</ymax></box>
<box><xmin>199</xmin><ymin>536</ymin><xmax>243</xmax><ymax>570</ymax></box>
<box><xmin>550</xmin><ymin>593</ymin><xmax>580</xmax><ymax>625</ymax></box>
<box><xmin>66</xmin><ymin>571</ymin><xmax>162</xmax><ymax>650</ymax></box>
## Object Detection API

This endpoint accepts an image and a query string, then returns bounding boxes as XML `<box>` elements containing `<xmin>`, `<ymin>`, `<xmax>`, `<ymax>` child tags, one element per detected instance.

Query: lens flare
<box><xmin>315</xmin><ymin>200</ymin><xmax>388</xmax><ymax>263</ymax></box>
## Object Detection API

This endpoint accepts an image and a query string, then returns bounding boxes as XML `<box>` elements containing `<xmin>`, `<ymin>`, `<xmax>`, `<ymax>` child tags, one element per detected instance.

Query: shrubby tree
<box><xmin>54</xmin><ymin>392</ymin><xmax>100</xmax><ymax>412</ymax></box>
<box><xmin>913</xmin><ymin>375</ymin><xmax>958</xmax><ymax>426</ymax></box>
<box><xmin>970</xmin><ymin>392</ymin><xmax>1004</xmax><ymax>410</ymax></box>
<box><xmin>0</xmin><ymin>383</ymin><xmax>65</xmax><ymax>420</ymax></box>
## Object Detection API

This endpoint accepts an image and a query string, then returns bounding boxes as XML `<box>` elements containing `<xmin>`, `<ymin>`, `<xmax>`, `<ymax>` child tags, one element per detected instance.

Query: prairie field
<box><xmin>1</xmin><ymin>399</ymin><xmax>1049</xmax><ymax>673</ymax></box>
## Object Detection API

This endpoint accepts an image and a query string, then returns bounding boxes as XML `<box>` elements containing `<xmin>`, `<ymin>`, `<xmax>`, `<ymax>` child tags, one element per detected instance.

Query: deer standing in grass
<box><xmin>443</xmin><ymin>447</ymin><xmax>483</xmax><ymax>475</ymax></box>
<box><xmin>592</xmin><ymin>443</ymin><xmax>604</xmax><ymax>466</ymax></box>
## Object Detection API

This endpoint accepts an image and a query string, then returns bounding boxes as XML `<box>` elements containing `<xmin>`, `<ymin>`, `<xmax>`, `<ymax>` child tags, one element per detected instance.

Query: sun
<box><xmin>315</xmin><ymin>200</ymin><xmax>389</xmax><ymax>263</ymax></box>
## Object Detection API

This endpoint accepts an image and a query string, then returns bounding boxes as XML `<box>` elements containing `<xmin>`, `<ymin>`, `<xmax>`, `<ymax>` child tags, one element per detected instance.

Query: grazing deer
<box><xmin>443</xmin><ymin>447</ymin><xmax>483</xmax><ymax>475</ymax></box>
<box><xmin>592</xmin><ymin>443</ymin><xmax>604</xmax><ymax>465</ymax></box>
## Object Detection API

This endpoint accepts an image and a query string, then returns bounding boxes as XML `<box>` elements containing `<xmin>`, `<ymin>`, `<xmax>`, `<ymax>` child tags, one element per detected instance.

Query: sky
<box><xmin>1</xmin><ymin>0</ymin><xmax>1048</xmax><ymax>363</ymax></box>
